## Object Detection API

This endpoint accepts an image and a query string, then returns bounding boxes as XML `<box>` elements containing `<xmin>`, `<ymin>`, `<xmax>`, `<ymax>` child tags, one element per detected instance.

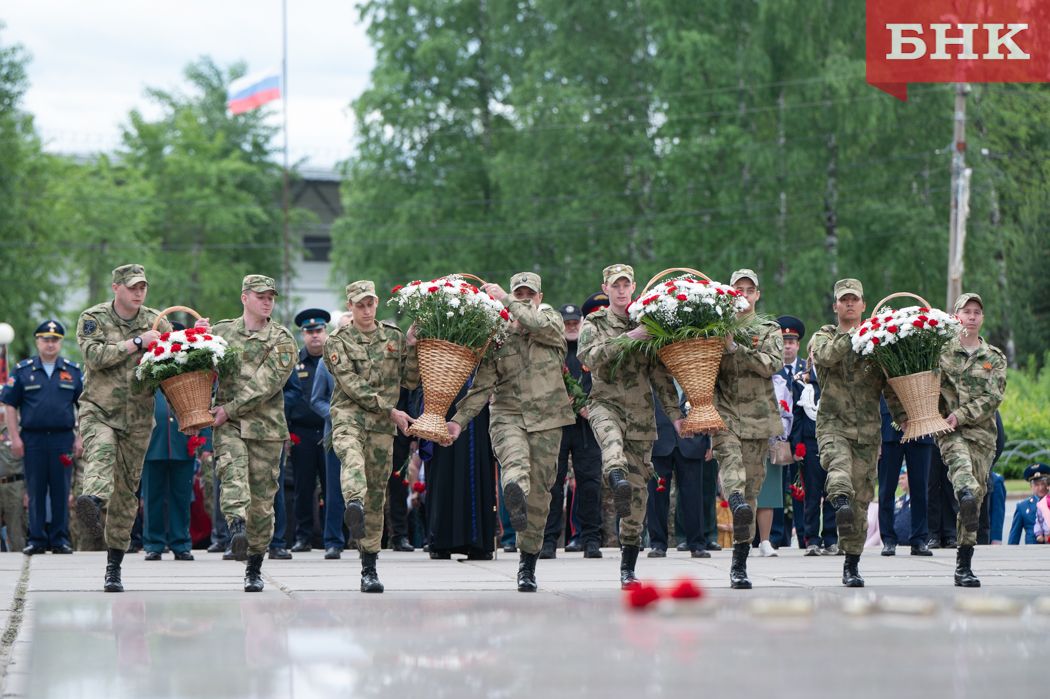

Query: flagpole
<box><xmin>281</xmin><ymin>0</ymin><xmax>291</xmax><ymax>323</ymax></box>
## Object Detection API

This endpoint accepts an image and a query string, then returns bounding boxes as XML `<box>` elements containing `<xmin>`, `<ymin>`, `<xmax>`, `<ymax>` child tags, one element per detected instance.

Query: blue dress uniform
<box><xmin>142</xmin><ymin>392</ymin><xmax>212</xmax><ymax>558</ymax></box>
<box><xmin>876</xmin><ymin>395</ymin><xmax>934</xmax><ymax>553</ymax></box>
<box><xmin>1008</xmin><ymin>464</ymin><xmax>1050</xmax><ymax>545</ymax></box>
<box><xmin>0</xmin><ymin>320</ymin><xmax>83</xmax><ymax>553</ymax></box>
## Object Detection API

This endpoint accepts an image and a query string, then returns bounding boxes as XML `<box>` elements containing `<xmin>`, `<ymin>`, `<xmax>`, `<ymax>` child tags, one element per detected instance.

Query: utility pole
<box><xmin>946</xmin><ymin>83</ymin><xmax>971</xmax><ymax>310</ymax></box>
<box><xmin>281</xmin><ymin>0</ymin><xmax>291</xmax><ymax>325</ymax></box>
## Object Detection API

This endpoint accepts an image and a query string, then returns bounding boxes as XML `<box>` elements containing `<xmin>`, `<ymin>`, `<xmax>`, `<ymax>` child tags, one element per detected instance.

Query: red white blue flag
<box><xmin>227</xmin><ymin>66</ymin><xmax>282</xmax><ymax>115</ymax></box>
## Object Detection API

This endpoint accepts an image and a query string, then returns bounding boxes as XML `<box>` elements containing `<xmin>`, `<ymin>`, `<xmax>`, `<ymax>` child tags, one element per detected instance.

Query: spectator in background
<box><xmin>312</xmin><ymin>312</ymin><xmax>352</xmax><ymax>559</ymax></box>
<box><xmin>977</xmin><ymin>411</ymin><xmax>1006</xmax><ymax>545</ymax></box>
<box><xmin>927</xmin><ymin>447</ymin><xmax>958</xmax><ymax>549</ymax></box>
<box><xmin>0</xmin><ymin>408</ymin><xmax>27</xmax><ymax>552</ymax></box>
<box><xmin>877</xmin><ymin>395</ymin><xmax>933</xmax><ymax>556</ymax></box>
<box><xmin>388</xmin><ymin>387</ymin><xmax>420</xmax><ymax>552</ymax></box>
<box><xmin>1008</xmin><ymin>463</ymin><xmax>1049</xmax><ymax>545</ymax></box>
<box><xmin>269</xmin><ymin>371</ymin><xmax>302</xmax><ymax>560</ymax></box>
<box><xmin>889</xmin><ymin>466</ymin><xmax>914</xmax><ymax>544</ymax></box>
<box><xmin>752</xmin><ymin>373</ymin><xmax>792</xmax><ymax>557</ymax></box>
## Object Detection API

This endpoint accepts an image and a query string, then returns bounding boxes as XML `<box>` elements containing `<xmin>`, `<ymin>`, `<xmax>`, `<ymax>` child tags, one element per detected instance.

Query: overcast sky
<box><xmin>0</xmin><ymin>0</ymin><xmax>375</xmax><ymax>169</ymax></box>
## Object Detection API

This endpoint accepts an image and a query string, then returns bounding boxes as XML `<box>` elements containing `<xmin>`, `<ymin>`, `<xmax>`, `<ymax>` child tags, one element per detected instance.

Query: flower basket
<box><xmin>624</xmin><ymin>267</ymin><xmax>761</xmax><ymax>434</ymax></box>
<box><xmin>388</xmin><ymin>274</ymin><xmax>508</xmax><ymax>443</ymax></box>
<box><xmin>852</xmin><ymin>293</ymin><xmax>961</xmax><ymax>442</ymax></box>
<box><xmin>133</xmin><ymin>306</ymin><xmax>235</xmax><ymax>435</ymax></box>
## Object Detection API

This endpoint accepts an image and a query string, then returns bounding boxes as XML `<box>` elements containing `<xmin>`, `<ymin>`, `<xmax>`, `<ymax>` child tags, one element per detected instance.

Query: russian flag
<box><xmin>227</xmin><ymin>66</ymin><xmax>282</xmax><ymax>115</ymax></box>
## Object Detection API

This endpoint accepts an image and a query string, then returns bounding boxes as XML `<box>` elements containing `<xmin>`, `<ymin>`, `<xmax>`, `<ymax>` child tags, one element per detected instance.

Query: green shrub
<box><xmin>998</xmin><ymin>352</ymin><xmax>1050</xmax><ymax>477</ymax></box>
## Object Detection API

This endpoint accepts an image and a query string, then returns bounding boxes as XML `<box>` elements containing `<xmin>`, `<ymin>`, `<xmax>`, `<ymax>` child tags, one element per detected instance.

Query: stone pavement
<box><xmin>1</xmin><ymin>545</ymin><xmax>1048</xmax><ymax>697</ymax></box>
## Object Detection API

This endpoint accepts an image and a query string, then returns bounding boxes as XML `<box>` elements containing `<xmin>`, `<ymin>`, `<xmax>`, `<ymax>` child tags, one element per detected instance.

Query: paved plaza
<box><xmin>0</xmin><ymin>545</ymin><xmax>1046</xmax><ymax>698</ymax></box>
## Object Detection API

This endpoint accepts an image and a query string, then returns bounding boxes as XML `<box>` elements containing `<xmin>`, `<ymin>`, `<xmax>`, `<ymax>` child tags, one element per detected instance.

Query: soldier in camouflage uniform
<box><xmin>577</xmin><ymin>264</ymin><xmax>684</xmax><ymax>589</ymax></box>
<box><xmin>447</xmin><ymin>273</ymin><xmax>575</xmax><ymax>592</ymax></box>
<box><xmin>0</xmin><ymin>410</ymin><xmax>27</xmax><ymax>551</ymax></box>
<box><xmin>922</xmin><ymin>293</ymin><xmax>1006</xmax><ymax>587</ymax></box>
<box><xmin>69</xmin><ymin>456</ymin><xmax>106</xmax><ymax>550</ymax></box>
<box><xmin>710</xmin><ymin>269</ymin><xmax>784</xmax><ymax>589</ymax></box>
<box><xmin>75</xmin><ymin>264</ymin><xmax>186</xmax><ymax>592</ymax></box>
<box><xmin>811</xmin><ymin>278</ymin><xmax>904</xmax><ymax>587</ymax></box>
<box><xmin>210</xmin><ymin>275</ymin><xmax>297</xmax><ymax>592</ymax></box>
<box><xmin>325</xmin><ymin>281</ymin><xmax>419</xmax><ymax>593</ymax></box>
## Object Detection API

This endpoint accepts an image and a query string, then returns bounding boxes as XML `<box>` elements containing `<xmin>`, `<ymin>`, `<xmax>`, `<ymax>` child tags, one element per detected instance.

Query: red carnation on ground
<box><xmin>676</xmin><ymin>294</ymin><xmax>688</xmax><ymax>301</ymax></box>
<box><xmin>59</xmin><ymin>454</ymin><xmax>73</xmax><ymax>467</ymax></box>
<box><xmin>668</xmin><ymin>578</ymin><xmax>704</xmax><ymax>600</ymax></box>
<box><xmin>391</xmin><ymin>285</ymin><xmax>403</xmax><ymax>293</ymax></box>
<box><xmin>795</xmin><ymin>443</ymin><xmax>806</xmax><ymax>458</ymax></box>
<box><xmin>625</xmin><ymin>582</ymin><xmax>660</xmax><ymax>609</ymax></box>
<box><xmin>412</xmin><ymin>481</ymin><xmax>426</xmax><ymax>494</ymax></box>
<box><xmin>289</xmin><ymin>434</ymin><xmax>301</xmax><ymax>445</ymax></box>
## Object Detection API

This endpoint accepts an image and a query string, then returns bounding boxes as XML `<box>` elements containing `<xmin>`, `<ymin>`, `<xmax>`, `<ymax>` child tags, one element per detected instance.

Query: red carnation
<box><xmin>170</xmin><ymin>343</ymin><xmax>182</xmax><ymax>352</ymax></box>
<box><xmin>391</xmin><ymin>285</ymin><xmax>403</xmax><ymax>293</ymax></box>
<box><xmin>410</xmin><ymin>281</ymin><xmax>422</xmax><ymax>286</ymax></box>
<box><xmin>203</xmin><ymin>335</ymin><xmax>213</xmax><ymax>341</ymax></box>
<box><xmin>428</xmin><ymin>286</ymin><xmax>439</xmax><ymax>293</ymax></box>
<box><xmin>779</xmin><ymin>399</ymin><xmax>790</xmax><ymax>412</ymax></box>
<box><xmin>402</xmin><ymin>478</ymin><xmax>410</xmax><ymax>486</ymax></box>
<box><xmin>148</xmin><ymin>342</ymin><xmax>157</xmax><ymax>350</ymax></box>
<box><xmin>444</xmin><ymin>282</ymin><xmax>454</xmax><ymax>287</ymax></box>
<box><xmin>887</xmin><ymin>325</ymin><xmax>898</xmax><ymax>333</ymax></box>
<box><xmin>919</xmin><ymin>307</ymin><xmax>930</xmax><ymax>313</ymax></box>
<box><xmin>59</xmin><ymin>454</ymin><xmax>73</xmax><ymax>467</ymax></box>
<box><xmin>676</xmin><ymin>294</ymin><xmax>688</xmax><ymax>301</ymax></box>
<box><xmin>656</xmin><ymin>485</ymin><xmax>667</xmax><ymax>492</ymax></box>
<box><xmin>669</xmin><ymin>578</ymin><xmax>704</xmax><ymax>600</ymax></box>
<box><xmin>563</xmin><ymin>365</ymin><xmax>569</xmax><ymax>375</ymax></box>
<box><xmin>859</xmin><ymin>327</ymin><xmax>867</xmax><ymax>336</ymax></box>
<box><xmin>795</xmin><ymin>443</ymin><xmax>806</xmax><ymax>458</ymax></box>
<box><xmin>871</xmin><ymin>337</ymin><xmax>880</xmax><ymax>345</ymax></box>
<box><xmin>665</xmin><ymin>281</ymin><xmax>675</xmax><ymax>287</ymax></box>
<box><xmin>917</xmin><ymin>314</ymin><xmax>928</xmax><ymax>322</ymax></box>
<box><xmin>289</xmin><ymin>434</ymin><xmax>301</xmax><ymax>445</ymax></box>
<box><xmin>460</xmin><ymin>288</ymin><xmax>469</xmax><ymax>294</ymax></box>
<box><xmin>626</xmin><ymin>582</ymin><xmax>660</xmax><ymax>608</ymax></box>
<box><xmin>716</xmin><ymin>289</ymin><xmax>725</xmax><ymax>295</ymax></box>
<box><xmin>928</xmin><ymin>319</ymin><xmax>938</xmax><ymax>327</ymax></box>
<box><xmin>187</xmin><ymin>336</ymin><xmax>198</xmax><ymax>343</ymax></box>
<box><xmin>658</xmin><ymin>478</ymin><xmax>666</xmax><ymax>485</ymax></box>
<box><xmin>160</xmin><ymin>332</ymin><xmax>170</xmax><ymax>341</ymax></box>
<box><xmin>153</xmin><ymin>347</ymin><xmax>164</xmax><ymax>356</ymax></box>
<box><xmin>912</xmin><ymin>320</ymin><xmax>924</xmax><ymax>328</ymax></box>
<box><xmin>699</xmin><ymin>279</ymin><xmax>709</xmax><ymax>285</ymax></box>
<box><xmin>412</xmin><ymin>481</ymin><xmax>426</xmax><ymax>493</ymax></box>
<box><xmin>667</xmin><ymin>286</ymin><xmax>677</xmax><ymax>294</ymax></box>
<box><xmin>720</xmin><ymin>499</ymin><xmax>728</xmax><ymax>508</ymax></box>
<box><xmin>500</xmin><ymin>309</ymin><xmax>510</xmax><ymax>321</ymax></box>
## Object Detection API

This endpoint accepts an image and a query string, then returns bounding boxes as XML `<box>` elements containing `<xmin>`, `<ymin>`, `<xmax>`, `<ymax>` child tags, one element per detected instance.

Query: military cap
<box><xmin>510</xmin><ymin>272</ymin><xmax>541</xmax><ymax>293</ymax></box>
<box><xmin>346</xmin><ymin>281</ymin><xmax>378</xmax><ymax>304</ymax></box>
<box><xmin>559</xmin><ymin>304</ymin><xmax>582</xmax><ymax>322</ymax></box>
<box><xmin>243</xmin><ymin>274</ymin><xmax>279</xmax><ymax>295</ymax></box>
<box><xmin>169</xmin><ymin>321</ymin><xmax>186</xmax><ymax>331</ymax></box>
<box><xmin>776</xmin><ymin>315</ymin><xmax>806</xmax><ymax>341</ymax></box>
<box><xmin>730</xmin><ymin>269</ymin><xmax>759</xmax><ymax>288</ymax></box>
<box><xmin>34</xmin><ymin>320</ymin><xmax>65</xmax><ymax>338</ymax></box>
<box><xmin>953</xmin><ymin>292</ymin><xmax>984</xmax><ymax>314</ymax></box>
<box><xmin>602</xmin><ymin>264</ymin><xmax>634</xmax><ymax>285</ymax></box>
<box><xmin>1023</xmin><ymin>463</ymin><xmax>1049</xmax><ymax>483</ymax></box>
<box><xmin>112</xmin><ymin>264</ymin><xmax>148</xmax><ymax>287</ymax></box>
<box><xmin>834</xmin><ymin>278</ymin><xmax>864</xmax><ymax>300</ymax></box>
<box><xmin>581</xmin><ymin>292</ymin><xmax>610</xmax><ymax>316</ymax></box>
<box><xmin>294</xmin><ymin>308</ymin><xmax>331</xmax><ymax>330</ymax></box>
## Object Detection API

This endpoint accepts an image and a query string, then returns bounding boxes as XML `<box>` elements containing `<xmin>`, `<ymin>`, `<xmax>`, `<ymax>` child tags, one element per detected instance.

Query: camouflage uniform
<box><xmin>0</xmin><ymin>426</ymin><xmax>27</xmax><ymax>551</ymax></box>
<box><xmin>69</xmin><ymin>456</ymin><xmax>106</xmax><ymax>550</ymax></box>
<box><xmin>811</xmin><ymin>284</ymin><xmax>904</xmax><ymax>556</ymax></box>
<box><xmin>711</xmin><ymin>314</ymin><xmax>784</xmax><ymax>544</ymax></box>
<box><xmin>935</xmin><ymin>294</ymin><xmax>1007</xmax><ymax>547</ymax></box>
<box><xmin>324</xmin><ymin>286</ymin><xmax>419</xmax><ymax>555</ymax></box>
<box><xmin>452</xmin><ymin>275</ymin><xmax>575</xmax><ymax>555</ymax></box>
<box><xmin>212</xmin><ymin>300</ymin><xmax>298</xmax><ymax>557</ymax></box>
<box><xmin>77</xmin><ymin>264</ymin><xmax>171</xmax><ymax>551</ymax></box>
<box><xmin>577</xmin><ymin>303</ymin><xmax>681</xmax><ymax>548</ymax></box>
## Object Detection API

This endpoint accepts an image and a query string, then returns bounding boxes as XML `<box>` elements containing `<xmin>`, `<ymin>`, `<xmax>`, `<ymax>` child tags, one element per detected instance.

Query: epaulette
<box><xmin>71</xmin><ymin>362</ymin><xmax>81</xmax><ymax>371</ymax></box>
<box><xmin>212</xmin><ymin>319</ymin><xmax>236</xmax><ymax>327</ymax></box>
<box><xmin>380</xmin><ymin>319</ymin><xmax>403</xmax><ymax>332</ymax></box>
<box><xmin>586</xmin><ymin>307</ymin><xmax>609</xmax><ymax>321</ymax></box>
<box><xmin>16</xmin><ymin>359</ymin><xmax>32</xmax><ymax>369</ymax></box>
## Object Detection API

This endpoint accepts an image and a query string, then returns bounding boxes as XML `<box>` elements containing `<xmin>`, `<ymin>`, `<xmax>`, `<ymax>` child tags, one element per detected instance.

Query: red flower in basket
<box><xmin>59</xmin><ymin>454</ymin><xmax>73</xmax><ymax>467</ymax></box>
<box><xmin>795</xmin><ymin>443</ymin><xmax>806</xmax><ymax>458</ymax></box>
<box><xmin>289</xmin><ymin>434</ymin><xmax>301</xmax><ymax>446</ymax></box>
<box><xmin>160</xmin><ymin>332</ymin><xmax>170</xmax><ymax>341</ymax></box>
<box><xmin>392</xmin><ymin>285</ymin><xmax>403</xmax><ymax>293</ymax></box>
<box><xmin>500</xmin><ymin>309</ymin><xmax>510</xmax><ymax>321</ymax></box>
<box><xmin>676</xmin><ymin>294</ymin><xmax>688</xmax><ymax>301</ymax></box>
<box><xmin>428</xmin><ymin>286</ymin><xmax>439</xmax><ymax>293</ymax></box>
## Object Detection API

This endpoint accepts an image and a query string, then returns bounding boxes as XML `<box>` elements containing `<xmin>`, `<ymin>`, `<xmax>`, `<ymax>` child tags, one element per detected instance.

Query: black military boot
<box><xmin>842</xmin><ymin>553</ymin><xmax>864</xmax><ymax>587</ymax></box>
<box><xmin>727</xmin><ymin>492</ymin><xmax>753</xmax><ymax>541</ymax></box>
<box><xmin>76</xmin><ymin>494</ymin><xmax>105</xmax><ymax>539</ymax></box>
<box><xmin>954</xmin><ymin>545</ymin><xmax>980</xmax><ymax>587</ymax></box>
<box><xmin>608</xmin><ymin>470</ymin><xmax>632</xmax><ymax>519</ymax></box>
<box><xmin>502</xmin><ymin>481</ymin><xmax>528</xmax><ymax>532</ymax></box>
<box><xmin>228</xmin><ymin>517</ymin><xmax>249</xmax><ymax>562</ymax></box>
<box><xmin>730</xmin><ymin>543</ymin><xmax>752</xmax><ymax>589</ymax></box>
<box><xmin>104</xmin><ymin>548</ymin><xmax>125</xmax><ymax>593</ymax></box>
<box><xmin>957</xmin><ymin>488</ymin><xmax>979</xmax><ymax>533</ymax></box>
<box><xmin>517</xmin><ymin>551</ymin><xmax>539</xmax><ymax>592</ymax></box>
<box><xmin>360</xmin><ymin>552</ymin><xmax>384</xmax><ymax>593</ymax></box>
<box><xmin>343</xmin><ymin>499</ymin><xmax>367</xmax><ymax>540</ymax></box>
<box><xmin>244</xmin><ymin>554</ymin><xmax>265</xmax><ymax>592</ymax></box>
<box><xmin>620</xmin><ymin>544</ymin><xmax>641</xmax><ymax>590</ymax></box>
<box><xmin>830</xmin><ymin>494</ymin><xmax>854</xmax><ymax>537</ymax></box>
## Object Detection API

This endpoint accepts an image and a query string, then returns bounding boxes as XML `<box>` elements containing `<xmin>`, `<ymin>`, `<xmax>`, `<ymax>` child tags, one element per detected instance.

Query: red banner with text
<box><xmin>867</xmin><ymin>0</ymin><xmax>1050</xmax><ymax>101</ymax></box>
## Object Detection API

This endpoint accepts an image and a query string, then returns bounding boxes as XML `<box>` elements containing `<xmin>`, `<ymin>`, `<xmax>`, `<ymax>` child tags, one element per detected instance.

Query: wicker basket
<box><xmin>153</xmin><ymin>306</ymin><xmax>216</xmax><ymax>434</ymax></box>
<box><xmin>408</xmin><ymin>338</ymin><xmax>483</xmax><ymax>443</ymax></box>
<box><xmin>640</xmin><ymin>269</ymin><xmax>726</xmax><ymax>434</ymax></box>
<box><xmin>871</xmin><ymin>293</ymin><xmax>953</xmax><ymax>442</ymax></box>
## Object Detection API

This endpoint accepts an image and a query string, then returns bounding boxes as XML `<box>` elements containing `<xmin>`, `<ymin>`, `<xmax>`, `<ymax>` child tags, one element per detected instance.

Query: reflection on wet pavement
<box><xmin>27</xmin><ymin>593</ymin><xmax>1050</xmax><ymax>698</ymax></box>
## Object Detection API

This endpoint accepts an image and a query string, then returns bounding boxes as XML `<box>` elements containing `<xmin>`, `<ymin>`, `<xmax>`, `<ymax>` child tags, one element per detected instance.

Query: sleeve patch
<box><xmin>5</xmin><ymin>376</ymin><xmax>14</xmax><ymax>387</ymax></box>
<box><xmin>82</xmin><ymin>316</ymin><xmax>99</xmax><ymax>335</ymax></box>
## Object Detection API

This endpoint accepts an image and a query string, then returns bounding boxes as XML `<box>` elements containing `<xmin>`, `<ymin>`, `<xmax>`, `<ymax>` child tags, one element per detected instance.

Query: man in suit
<box><xmin>780</xmin><ymin>315</ymin><xmax>839</xmax><ymax>556</ymax></box>
<box><xmin>646</xmin><ymin>390</ymin><xmax>710</xmax><ymax>558</ymax></box>
<box><xmin>877</xmin><ymin>395</ymin><xmax>934</xmax><ymax>556</ymax></box>
<box><xmin>1008</xmin><ymin>463</ymin><xmax>1049</xmax><ymax>545</ymax></box>
<box><xmin>926</xmin><ymin>446</ymin><xmax>959</xmax><ymax>549</ymax></box>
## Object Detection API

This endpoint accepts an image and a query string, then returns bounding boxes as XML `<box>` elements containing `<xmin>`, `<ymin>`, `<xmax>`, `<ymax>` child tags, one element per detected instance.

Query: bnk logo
<box><xmin>866</xmin><ymin>1</ymin><xmax>1050</xmax><ymax>101</ymax></box>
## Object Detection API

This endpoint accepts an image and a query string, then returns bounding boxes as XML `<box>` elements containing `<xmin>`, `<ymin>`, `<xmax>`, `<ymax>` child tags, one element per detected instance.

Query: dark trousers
<box><xmin>22</xmin><ymin>430</ymin><xmax>74</xmax><ymax>548</ymax></box>
<box><xmin>702</xmin><ymin>457</ymin><xmax>718</xmax><ymax>544</ymax></box>
<box><xmin>212</xmin><ymin>472</ymin><xmax>228</xmax><ymax>547</ymax></box>
<box><xmin>926</xmin><ymin>447</ymin><xmax>958</xmax><ymax>542</ymax></box>
<box><xmin>877</xmin><ymin>441</ymin><xmax>931</xmax><ymax>546</ymax></box>
<box><xmin>271</xmin><ymin>446</ymin><xmax>288</xmax><ymax>550</ymax></box>
<box><xmin>784</xmin><ymin>464</ymin><xmax>805</xmax><ymax>548</ymax></box>
<box><xmin>388</xmin><ymin>439</ymin><xmax>411</xmax><ymax>540</ymax></box>
<box><xmin>290</xmin><ymin>426</ymin><xmax>326</xmax><ymax>544</ymax></box>
<box><xmin>496</xmin><ymin>462</ymin><xmax>515</xmax><ymax>547</ymax></box>
<box><xmin>323</xmin><ymin>447</ymin><xmax>346</xmax><ymax>549</ymax></box>
<box><xmin>142</xmin><ymin>458</ymin><xmax>194</xmax><ymax>553</ymax></box>
<box><xmin>544</xmin><ymin>422</ymin><xmax>602</xmax><ymax>549</ymax></box>
<box><xmin>799</xmin><ymin>438</ymin><xmax>837</xmax><ymax>548</ymax></box>
<box><xmin>647</xmin><ymin>447</ymin><xmax>706</xmax><ymax>552</ymax></box>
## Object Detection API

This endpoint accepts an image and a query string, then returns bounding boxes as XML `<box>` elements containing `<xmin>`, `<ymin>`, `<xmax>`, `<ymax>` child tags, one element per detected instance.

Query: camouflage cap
<box><xmin>510</xmin><ymin>272</ymin><xmax>541</xmax><ymax>293</ymax></box>
<box><xmin>834</xmin><ymin>278</ymin><xmax>864</xmax><ymax>300</ymax></box>
<box><xmin>953</xmin><ymin>292</ymin><xmax>984</xmax><ymax>313</ymax></box>
<box><xmin>112</xmin><ymin>264</ymin><xmax>148</xmax><ymax>287</ymax></box>
<box><xmin>346</xmin><ymin>280</ymin><xmax>379</xmax><ymax>304</ymax></box>
<box><xmin>602</xmin><ymin>264</ymin><xmax>634</xmax><ymax>285</ymax></box>
<box><xmin>730</xmin><ymin>269</ymin><xmax>759</xmax><ymax>288</ymax></box>
<box><xmin>242</xmin><ymin>274</ymin><xmax>279</xmax><ymax>296</ymax></box>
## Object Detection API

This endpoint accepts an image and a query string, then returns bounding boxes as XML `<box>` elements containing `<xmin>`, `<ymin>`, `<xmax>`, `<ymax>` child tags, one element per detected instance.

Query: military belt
<box><xmin>0</xmin><ymin>475</ymin><xmax>25</xmax><ymax>485</ymax></box>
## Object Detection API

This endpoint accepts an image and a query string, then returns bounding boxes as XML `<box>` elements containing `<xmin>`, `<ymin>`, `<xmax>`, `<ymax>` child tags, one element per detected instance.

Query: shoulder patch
<box><xmin>5</xmin><ymin>376</ymin><xmax>14</xmax><ymax>387</ymax></box>
<box><xmin>16</xmin><ymin>359</ymin><xmax>32</xmax><ymax>369</ymax></box>
<box><xmin>81</xmin><ymin>315</ymin><xmax>99</xmax><ymax>335</ymax></box>
<box><xmin>275</xmin><ymin>344</ymin><xmax>296</xmax><ymax>368</ymax></box>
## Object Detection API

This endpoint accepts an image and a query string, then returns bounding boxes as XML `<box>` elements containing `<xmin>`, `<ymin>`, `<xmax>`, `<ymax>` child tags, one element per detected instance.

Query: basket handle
<box><xmin>453</xmin><ymin>273</ymin><xmax>487</xmax><ymax>286</ymax></box>
<box><xmin>869</xmin><ymin>293</ymin><xmax>932</xmax><ymax>319</ymax></box>
<box><xmin>640</xmin><ymin>268</ymin><xmax>713</xmax><ymax>295</ymax></box>
<box><xmin>153</xmin><ymin>306</ymin><xmax>203</xmax><ymax>332</ymax></box>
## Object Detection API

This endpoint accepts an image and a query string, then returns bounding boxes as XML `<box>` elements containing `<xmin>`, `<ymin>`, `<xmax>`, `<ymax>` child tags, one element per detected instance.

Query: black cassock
<box><xmin>420</xmin><ymin>382</ymin><xmax>496</xmax><ymax>557</ymax></box>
